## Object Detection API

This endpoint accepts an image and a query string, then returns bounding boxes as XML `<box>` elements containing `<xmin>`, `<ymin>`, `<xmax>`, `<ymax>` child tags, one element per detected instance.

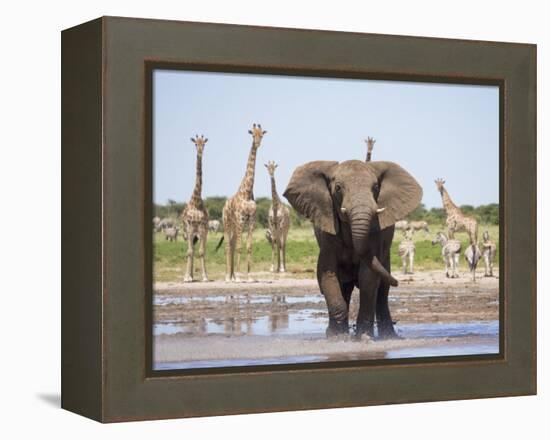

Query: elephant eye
<box><xmin>372</xmin><ymin>183</ymin><xmax>380</xmax><ymax>198</ymax></box>
<box><xmin>334</xmin><ymin>184</ymin><xmax>342</xmax><ymax>193</ymax></box>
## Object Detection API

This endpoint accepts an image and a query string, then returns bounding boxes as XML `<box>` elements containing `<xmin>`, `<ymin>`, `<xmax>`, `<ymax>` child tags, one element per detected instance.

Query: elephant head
<box><xmin>283</xmin><ymin>160</ymin><xmax>422</xmax><ymax>283</ymax></box>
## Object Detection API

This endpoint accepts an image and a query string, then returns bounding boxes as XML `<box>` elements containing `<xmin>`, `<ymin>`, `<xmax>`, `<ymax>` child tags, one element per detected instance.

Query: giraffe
<box><xmin>181</xmin><ymin>135</ymin><xmax>209</xmax><ymax>282</ymax></box>
<box><xmin>435</xmin><ymin>178</ymin><xmax>478</xmax><ymax>246</ymax></box>
<box><xmin>264</xmin><ymin>161</ymin><xmax>290</xmax><ymax>273</ymax></box>
<box><xmin>365</xmin><ymin>137</ymin><xmax>376</xmax><ymax>162</ymax></box>
<box><xmin>217</xmin><ymin>123</ymin><xmax>267</xmax><ymax>282</ymax></box>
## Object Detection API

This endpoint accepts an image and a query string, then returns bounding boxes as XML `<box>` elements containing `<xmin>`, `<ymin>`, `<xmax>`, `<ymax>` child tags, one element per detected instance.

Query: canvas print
<box><xmin>151</xmin><ymin>70</ymin><xmax>500</xmax><ymax>370</ymax></box>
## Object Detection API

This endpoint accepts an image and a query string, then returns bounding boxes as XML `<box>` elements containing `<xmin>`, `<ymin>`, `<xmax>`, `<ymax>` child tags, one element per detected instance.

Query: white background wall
<box><xmin>0</xmin><ymin>1</ymin><xmax>545</xmax><ymax>438</ymax></box>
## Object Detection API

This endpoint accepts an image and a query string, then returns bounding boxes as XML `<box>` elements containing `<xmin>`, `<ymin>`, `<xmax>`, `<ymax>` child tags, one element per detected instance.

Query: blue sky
<box><xmin>153</xmin><ymin>70</ymin><xmax>499</xmax><ymax>209</ymax></box>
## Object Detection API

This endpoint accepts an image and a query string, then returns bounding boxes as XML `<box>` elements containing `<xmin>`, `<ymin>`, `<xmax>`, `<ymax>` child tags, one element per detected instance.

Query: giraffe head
<box><xmin>264</xmin><ymin>160</ymin><xmax>278</xmax><ymax>177</ymax></box>
<box><xmin>434</xmin><ymin>178</ymin><xmax>446</xmax><ymax>193</ymax></box>
<box><xmin>483</xmin><ymin>230</ymin><xmax>490</xmax><ymax>242</ymax></box>
<box><xmin>190</xmin><ymin>134</ymin><xmax>208</xmax><ymax>154</ymax></box>
<box><xmin>365</xmin><ymin>137</ymin><xmax>376</xmax><ymax>153</ymax></box>
<box><xmin>248</xmin><ymin>123</ymin><xmax>267</xmax><ymax>147</ymax></box>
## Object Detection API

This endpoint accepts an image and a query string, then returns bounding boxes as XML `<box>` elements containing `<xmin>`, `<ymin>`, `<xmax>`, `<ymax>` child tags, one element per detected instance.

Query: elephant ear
<box><xmin>283</xmin><ymin>161</ymin><xmax>339</xmax><ymax>235</ymax></box>
<box><xmin>367</xmin><ymin>161</ymin><xmax>423</xmax><ymax>230</ymax></box>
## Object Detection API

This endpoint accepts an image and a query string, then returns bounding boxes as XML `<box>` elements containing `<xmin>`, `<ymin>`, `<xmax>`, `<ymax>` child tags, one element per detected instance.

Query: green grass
<box><xmin>154</xmin><ymin>223</ymin><xmax>499</xmax><ymax>282</ymax></box>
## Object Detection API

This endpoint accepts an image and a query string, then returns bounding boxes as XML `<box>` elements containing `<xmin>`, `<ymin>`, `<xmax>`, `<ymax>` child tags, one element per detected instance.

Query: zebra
<box><xmin>481</xmin><ymin>230</ymin><xmax>497</xmax><ymax>277</ymax></box>
<box><xmin>432</xmin><ymin>232</ymin><xmax>461</xmax><ymax>278</ymax></box>
<box><xmin>157</xmin><ymin>217</ymin><xmax>175</xmax><ymax>232</ymax></box>
<box><xmin>395</xmin><ymin>220</ymin><xmax>409</xmax><ymax>231</ymax></box>
<box><xmin>208</xmin><ymin>219</ymin><xmax>221</xmax><ymax>233</ymax></box>
<box><xmin>409</xmin><ymin>220</ymin><xmax>429</xmax><ymax>234</ymax></box>
<box><xmin>164</xmin><ymin>226</ymin><xmax>180</xmax><ymax>242</ymax></box>
<box><xmin>464</xmin><ymin>244</ymin><xmax>482</xmax><ymax>282</ymax></box>
<box><xmin>398</xmin><ymin>229</ymin><xmax>416</xmax><ymax>274</ymax></box>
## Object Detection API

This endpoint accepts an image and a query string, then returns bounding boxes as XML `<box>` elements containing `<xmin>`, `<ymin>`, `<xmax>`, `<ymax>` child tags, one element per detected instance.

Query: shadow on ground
<box><xmin>37</xmin><ymin>393</ymin><xmax>60</xmax><ymax>408</ymax></box>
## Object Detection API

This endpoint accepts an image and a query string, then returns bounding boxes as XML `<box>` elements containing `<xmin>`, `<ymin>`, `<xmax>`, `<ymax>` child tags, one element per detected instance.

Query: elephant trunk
<box><xmin>350</xmin><ymin>208</ymin><xmax>398</xmax><ymax>287</ymax></box>
<box><xmin>350</xmin><ymin>210</ymin><xmax>372</xmax><ymax>257</ymax></box>
<box><xmin>370</xmin><ymin>255</ymin><xmax>398</xmax><ymax>287</ymax></box>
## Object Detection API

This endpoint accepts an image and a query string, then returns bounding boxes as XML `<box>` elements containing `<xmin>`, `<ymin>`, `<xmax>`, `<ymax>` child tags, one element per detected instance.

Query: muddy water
<box><xmin>153</xmin><ymin>285</ymin><xmax>499</xmax><ymax>370</ymax></box>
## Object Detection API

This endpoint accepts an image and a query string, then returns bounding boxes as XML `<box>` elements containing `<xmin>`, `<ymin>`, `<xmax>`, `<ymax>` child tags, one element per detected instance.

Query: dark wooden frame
<box><xmin>62</xmin><ymin>16</ymin><xmax>536</xmax><ymax>422</ymax></box>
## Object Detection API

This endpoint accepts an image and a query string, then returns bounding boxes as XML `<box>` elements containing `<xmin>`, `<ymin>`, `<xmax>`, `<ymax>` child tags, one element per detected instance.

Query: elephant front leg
<box><xmin>376</xmin><ymin>256</ymin><xmax>399</xmax><ymax>339</ymax></box>
<box><xmin>317</xmin><ymin>259</ymin><xmax>348</xmax><ymax>337</ymax></box>
<box><xmin>356</xmin><ymin>263</ymin><xmax>379</xmax><ymax>338</ymax></box>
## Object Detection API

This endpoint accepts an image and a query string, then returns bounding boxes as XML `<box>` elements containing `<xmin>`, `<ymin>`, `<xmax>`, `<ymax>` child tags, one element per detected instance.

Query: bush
<box><xmin>408</xmin><ymin>203</ymin><xmax>428</xmax><ymax>221</ymax></box>
<box><xmin>204</xmin><ymin>196</ymin><xmax>226</xmax><ymax>220</ymax></box>
<box><xmin>154</xmin><ymin>200</ymin><xmax>499</xmax><ymax>227</ymax></box>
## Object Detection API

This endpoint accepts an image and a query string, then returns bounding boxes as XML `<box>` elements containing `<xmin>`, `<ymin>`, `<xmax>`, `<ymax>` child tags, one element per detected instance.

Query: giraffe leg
<box><xmin>198</xmin><ymin>225</ymin><xmax>208</xmax><ymax>282</ymax></box>
<box><xmin>275</xmin><ymin>235</ymin><xmax>281</xmax><ymax>273</ymax></box>
<box><xmin>234</xmin><ymin>220</ymin><xmax>244</xmax><ymax>282</ymax></box>
<box><xmin>279</xmin><ymin>237</ymin><xmax>286</xmax><ymax>273</ymax></box>
<box><xmin>270</xmin><ymin>235</ymin><xmax>276</xmax><ymax>272</ymax></box>
<box><xmin>410</xmin><ymin>250</ymin><xmax>414</xmax><ymax>274</ymax></box>
<box><xmin>245</xmin><ymin>219</ymin><xmax>255</xmax><ymax>282</ymax></box>
<box><xmin>402</xmin><ymin>255</ymin><xmax>406</xmax><ymax>274</ymax></box>
<box><xmin>183</xmin><ymin>228</ymin><xmax>195</xmax><ymax>283</ymax></box>
<box><xmin>229</xmin><ymin>235</ymin><xmax>237</xmax><ymax>281</ymax></box>
<box><xmin>224</xmin><ymin>228</ymin><xmax>233</xmax><ymax>283</ymax></box>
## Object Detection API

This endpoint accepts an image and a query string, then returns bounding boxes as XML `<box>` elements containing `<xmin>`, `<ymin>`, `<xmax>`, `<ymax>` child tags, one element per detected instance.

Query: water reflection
<box><xmin>154</xmin><ymin>308</ymin><xmax>326</xmax><ymax>337</ymax></box>
<box><xmin>153</xmin><ymin>288</ymin><xmax>499</xmax><ymax>370</ymax></box>
<box><xmin>154</xmin><ymin>293</ymin><xmax>323</xmax><ymax>306</ymax></box>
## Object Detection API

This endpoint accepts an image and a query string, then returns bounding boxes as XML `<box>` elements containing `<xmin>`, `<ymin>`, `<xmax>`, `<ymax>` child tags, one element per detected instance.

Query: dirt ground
<box><xmin>153</xmin><ymin>269</ymin><xmax>499</xmax><ymax>367</ymax></box>
<box><xmin>154</xmin><ymin>269</ymin><xmax>499</xmax><ymax>324</ymax></box>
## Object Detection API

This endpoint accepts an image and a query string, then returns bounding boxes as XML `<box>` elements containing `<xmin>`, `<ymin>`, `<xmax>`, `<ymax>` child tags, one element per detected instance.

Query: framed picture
<box><xmin>62</xmin><ymin>16</ymin><xmax>536</xmax><ymax>422</ymax></box>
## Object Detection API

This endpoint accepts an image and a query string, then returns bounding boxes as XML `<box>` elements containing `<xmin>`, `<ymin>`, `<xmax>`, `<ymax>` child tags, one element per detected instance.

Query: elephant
<box><xmin>283</xmin><ymin>160</ymin><xmax>422</xmax><ymax>339</ymax></box>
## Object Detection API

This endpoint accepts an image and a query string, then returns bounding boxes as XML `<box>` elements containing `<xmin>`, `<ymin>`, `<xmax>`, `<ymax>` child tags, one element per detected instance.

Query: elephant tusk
<box><xmin>340</xmin><ymin>207</ymin><xmax>347</xmax><ymax>214</ymax></box>
<box><xmin>376</xmin><ymin>207</ymin><xmax>386</xmax><ymax>214</ymax></box>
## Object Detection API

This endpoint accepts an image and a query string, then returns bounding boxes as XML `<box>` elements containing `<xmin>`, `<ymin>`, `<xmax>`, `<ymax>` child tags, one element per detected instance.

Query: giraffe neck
<box><xmin>270</xmin><ymin>176</ymin><xmax>281</xmax><ymax>208</ymax></box>
<box><xmin>190</xmin><ymin>151</ymin><xmax>203</xmax><ymax>207</ymax></box>
<box><xmin>440</xmin><ymin>187</ymin><xmax>458</xmax><ymax>213</ymax></box>
<box><xmin>366</xmin><ymin>151</ymin><xmax>372</xmax><ymax>162</ymax></box>
<box><xmin>237</xmin><ymin>140</ymin><xmax>258</xmax><ymax>199</ymax></box>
